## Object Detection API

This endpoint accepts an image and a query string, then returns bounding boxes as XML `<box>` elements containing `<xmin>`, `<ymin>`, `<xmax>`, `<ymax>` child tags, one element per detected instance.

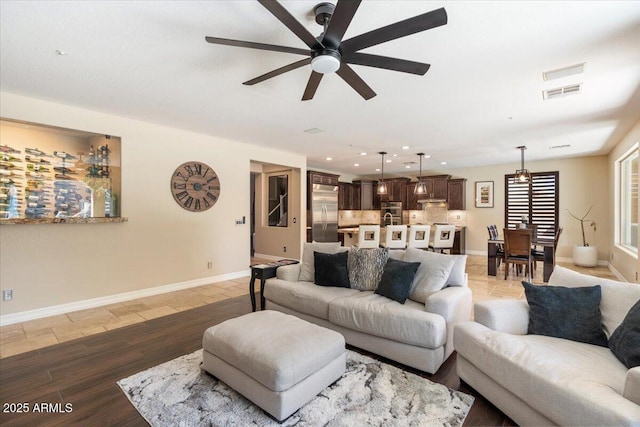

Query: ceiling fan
<box><xmin>205</xmin><ymin>0</ymin><xmax>447</xmax><ymax>100</ymax></box>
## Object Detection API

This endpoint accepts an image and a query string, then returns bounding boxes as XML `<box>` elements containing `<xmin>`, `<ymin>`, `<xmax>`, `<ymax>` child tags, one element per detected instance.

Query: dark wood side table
<box><xmin>249</xmin><ymin>260</ymin><xmax>299</xmax><ymax>311</ymax></box>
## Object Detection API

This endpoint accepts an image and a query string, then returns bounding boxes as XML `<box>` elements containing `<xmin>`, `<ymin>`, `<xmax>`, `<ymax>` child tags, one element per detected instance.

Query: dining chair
<box><xmin>408</xmin><ymin>225</ymin><xmax>431</xmax><ymax>250</ymax></box>
<box><xmin>357</xmin><ymin>225</ymin><xmax>381</xmax><ymax>248</ymax></box>
<box><xmin>383</xmin><ymin>225</ymin><xmax>408</xmax><ymax>249</ymax></box>
<box><xmin>487</xmin><ymin>224</ymin><xmax>504</xmax><ymax>268</ymax></box>
<box><xmin>532</xmin><ymin>227</ymin><xmax>563</xmax><ymax>268</ymax></box>
<box><xmin>503</xmin><ymin>228</ymin><xmax>534</xmax><ymax>281</ymax></box>
<box><xmin>429</xmin><ymin>224</ymin><xmax>456</xmax><ymax>253</ymax></box>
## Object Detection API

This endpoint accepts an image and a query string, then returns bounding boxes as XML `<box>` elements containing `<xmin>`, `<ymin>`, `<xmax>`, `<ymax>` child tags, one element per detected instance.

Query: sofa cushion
<box><xmin>298</xmin><ymin>242</ymin><xmax>342</xmax><ymax>282</ymax></box>
<box><xmin>347</xmin><ymin>247</ymin><xmax>388</xmax><ymax>291</ymax></box>
<box><xmin>329</xmin><ymin>292</ymin><xmax>446</xmax><ymax>348</ymax></box>
<box><xmin>609</xmin><ymin>300</ymin><xmax>640</xmax><ymax>368</ymax></box>
<box><xmin>265</xmin><ymin>279</ymin><xmax>359</xmax><ymax>320</ymax></box>
<box><xmin>523</xmin><ymin>281</ymin><xmax>608</xmax><ymax>347</ymax></box>
<box><xmin>454</xmin><ymin>321</ymin><xmax>638</xmax><ymax>426</ymax></box>
<box><xmin>548</xmin><ymin>266</ymin><xmax>640</xmax><ymax>337</ymax></box>
<box><xmin>402</xmin><ymin>248</ymin><xmax>456</xmax><ymax>303</ymax></box>
<box><xmin>375</xmin><ymin>258</ymin><xmax>420</xmax><ymax>304</ymax></box>
<box><xmin>314</xmin><ymin>251</ymin><xmax>350</xmax><ymax>288</ymax></box>
<box><xmin>445</xmin><ymin>254</ymin><xmax>467</xmax><ymax>287</ymax></box>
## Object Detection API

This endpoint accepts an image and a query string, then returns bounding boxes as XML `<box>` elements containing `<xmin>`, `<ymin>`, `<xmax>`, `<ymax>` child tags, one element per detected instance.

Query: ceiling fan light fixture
<box><xmin>311</xmin><ymin>52</ymin><xmax>341</xmax><ymax>74</ymax></box>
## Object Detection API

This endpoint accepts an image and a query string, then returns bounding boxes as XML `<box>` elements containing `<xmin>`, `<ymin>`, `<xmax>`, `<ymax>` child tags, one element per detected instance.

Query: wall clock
<box><xmin>170</xmin><ymin>161</ymin><xmax>220</xmax><ymax>212</ymax></box>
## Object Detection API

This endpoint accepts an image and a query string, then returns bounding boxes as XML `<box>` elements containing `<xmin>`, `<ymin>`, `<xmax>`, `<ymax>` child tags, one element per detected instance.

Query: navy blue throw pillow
<box><xmin>375</xmin><ymin>258</ymin><xmax>421</xmax><ymax>304</ymax></box>
<box><xmin>608</xmin><ymin>300</ymin><xmax>640</xmax><ymax>368</ymax></box>
<box><xmin>314</xmin><ymin>251</ymin><xmax>350</xmax><ymax>288</ymax></box>
<box><xmin>522</xmin><ymin>281</ymin><xmax>608</xmax><ymax>347</ymax></box>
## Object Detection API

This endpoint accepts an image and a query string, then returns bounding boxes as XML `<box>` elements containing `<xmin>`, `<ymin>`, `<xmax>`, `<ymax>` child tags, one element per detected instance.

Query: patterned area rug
<box><xmin>118</xmin><ymin>349</ymin><xmax>474</xmax><ymax>426</ymax></box>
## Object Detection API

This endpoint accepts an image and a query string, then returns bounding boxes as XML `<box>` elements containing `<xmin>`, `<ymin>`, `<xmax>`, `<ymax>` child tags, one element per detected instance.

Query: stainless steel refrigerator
<box><xmin>311</xmin><ymin>183</ymin><xmax>338</xmax><ymax>242</ymax></box>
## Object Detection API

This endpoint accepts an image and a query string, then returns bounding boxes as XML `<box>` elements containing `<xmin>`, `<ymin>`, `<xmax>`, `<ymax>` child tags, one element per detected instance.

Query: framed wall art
<box><xmin>475</xmin><ymin>181</ymin><xmax>494</xmax><ymax>208</ymax></box>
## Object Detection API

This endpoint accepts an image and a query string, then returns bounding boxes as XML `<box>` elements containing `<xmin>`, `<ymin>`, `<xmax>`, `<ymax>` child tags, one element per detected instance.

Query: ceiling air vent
<box><xmin>542</xmin><ymin>63</ymin><xmax>585</xmax><ymax>81</ymax></box>
<box><xmin>543</xmin><ymin>83</ymin><xmax>582</xmax><ymax>100</ymax></box>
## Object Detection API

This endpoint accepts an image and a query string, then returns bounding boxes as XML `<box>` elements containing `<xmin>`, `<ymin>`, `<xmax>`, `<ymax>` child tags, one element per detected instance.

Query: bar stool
<box><xmin>382</xmin><ymin>225</ymin><xmax>408</xmax><ymax>249</ymax></box>
<box><xmin>408</xmin><ymin>225</ymin><xmax>431</xmax><ymax>250</ymax></box>
<box><xmin>429</xmin><ymin>224</ymin><xmax>456</xmax><ymax>253</ymax></box>
<box><xmin>357</xmin><ymin>225</ymin><xmax>381</xmax><ymax>248</ymax></box>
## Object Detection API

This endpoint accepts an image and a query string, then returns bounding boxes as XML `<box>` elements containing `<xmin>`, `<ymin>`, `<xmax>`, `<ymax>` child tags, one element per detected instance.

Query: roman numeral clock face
<box><xmin>170</xmin><ymin>161</ymin><xmax>220</xmax><ymax>212</ymax></box>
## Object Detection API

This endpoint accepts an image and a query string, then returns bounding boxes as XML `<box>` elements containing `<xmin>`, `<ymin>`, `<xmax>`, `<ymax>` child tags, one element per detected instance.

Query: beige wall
<box><xmin>0</xmin><ymin>92</ymin><xmax>306</xmax><ymax>317</ymax></box>
<box><xmin>443</xmin><ymin>156</ymin><xmax>610</xmax><ymax>262</ymax></box>
<box><xmin>608</xmin><ymin>120</ymin><xmax>640</xmax><ymax>282</ymax></box>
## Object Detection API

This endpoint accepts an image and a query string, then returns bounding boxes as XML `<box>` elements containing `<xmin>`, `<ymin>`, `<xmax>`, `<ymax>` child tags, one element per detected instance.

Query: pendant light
<box><xmin>377</xmin><ymin>151</ymin><xmax>388</xmax><ymax>195</ymax></box>
<box><xmin>414</xmin><ymin>153</ymin><xmax>427</xmax><ymax>194</ymax></box>
<box><xmin>515</xmin><ymin>146</ymin><xmax>530</xmax><ymax>183</ymax></box>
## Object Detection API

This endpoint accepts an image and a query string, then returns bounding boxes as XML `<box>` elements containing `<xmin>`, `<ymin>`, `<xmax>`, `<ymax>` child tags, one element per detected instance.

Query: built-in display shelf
<box><xmin>0</xmin><ymin>217</ymin><xmax>128</xmax><ymax>225</ymax></box>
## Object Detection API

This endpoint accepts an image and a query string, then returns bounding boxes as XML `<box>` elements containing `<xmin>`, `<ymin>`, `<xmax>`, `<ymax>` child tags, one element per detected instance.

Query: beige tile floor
<box><xmin>0</xmin><ymin>256</ymin><xmax>618</xmax><ymax>359</ymax></box>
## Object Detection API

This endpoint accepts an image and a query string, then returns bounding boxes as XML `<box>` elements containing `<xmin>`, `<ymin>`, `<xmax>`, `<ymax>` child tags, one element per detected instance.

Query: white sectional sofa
<box><xmin>264</xmin><ymin>247</ymin><xmax>472</xmax><ymax>374</ymax></box>
<box><xmin>454</xmin><ymin>266</ymin><xmax>640</xmax><ymax>426</ymax></box>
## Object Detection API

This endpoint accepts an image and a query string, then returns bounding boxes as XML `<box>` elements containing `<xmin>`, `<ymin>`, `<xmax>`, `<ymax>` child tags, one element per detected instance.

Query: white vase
<box><xmin>573</xmin><ymin>245</ymin><xmax>598</xmax><ymax>267</ymax></box>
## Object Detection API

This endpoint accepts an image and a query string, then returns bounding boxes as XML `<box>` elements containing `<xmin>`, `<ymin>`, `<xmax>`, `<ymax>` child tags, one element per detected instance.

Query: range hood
<box><xmin>418</xmin><ymin>199</ymin><xmax>448</xmax><ymax>208</ymax></box>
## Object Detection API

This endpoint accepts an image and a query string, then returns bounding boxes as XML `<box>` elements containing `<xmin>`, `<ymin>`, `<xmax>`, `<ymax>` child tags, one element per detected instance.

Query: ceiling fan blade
<box><xmin>321</xmin><ymin>0</ymin><xmax>362</xmax><ymax>49</ymax></box>
<box><xmin>340</xmin><ymin>7</ymin><xmax>447</xmax><ymax>53</ymax></box>
<box><xmin>243</xmin><ymin>58</ymin><xmax>311</xmax><ymax>85</ymax></box>
<box><xmin>336</xmin><ymin>63</ymin><xmax>376</xmax><ymax>100</ymax></box>
<box><xmin>342</xmin><ymin>52</ymin><xmax>430</xmax><ymax>75</ymax></box>
<box><xmin>205</xmin><ymin>36</ymin><xmax>309</xmax><ymax>56</ymax></box>
<box><xmin>302</xmin><ymin>71</ymin><xmax>323</xmax><ymax>101</ymax></box>
<box><xmin>257</xmin><ymin>0</ymin><xmax>323</xmax><ymax>50</ymax></box>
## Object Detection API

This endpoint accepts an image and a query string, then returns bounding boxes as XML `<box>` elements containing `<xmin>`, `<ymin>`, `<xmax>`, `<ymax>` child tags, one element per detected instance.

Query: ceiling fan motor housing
<box><xmin>314</xmin><ymin>2</ymin><xmax>336</xmax><ymax>26</ymax></box>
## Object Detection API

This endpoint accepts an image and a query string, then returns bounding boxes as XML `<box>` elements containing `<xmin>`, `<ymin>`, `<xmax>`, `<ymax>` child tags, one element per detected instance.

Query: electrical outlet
<box><xmin>2</xmin><ymin>289</ymin><xmax>13</xmax><ymax>301</ymax></box>
<box><xmin>207</xmin><ymin>261</ymin><xmax>213</xmax><ymax>269</ymax></box>
<box><xmin>283</xmin><ymin>246</ymin><xmax>287</xmax><ymax>253</ymax></box>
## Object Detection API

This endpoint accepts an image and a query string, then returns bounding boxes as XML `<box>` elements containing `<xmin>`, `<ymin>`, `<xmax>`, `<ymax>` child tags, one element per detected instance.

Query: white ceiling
<box><xmin>1</xmin><ymin>1</ymin><xmax>639</xmax><ymax>177</ymax></box>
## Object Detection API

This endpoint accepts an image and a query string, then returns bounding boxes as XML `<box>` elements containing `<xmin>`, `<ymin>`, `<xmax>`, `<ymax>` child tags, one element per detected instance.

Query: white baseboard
<box><xmin>0</xmin><ymin>270</ymin><xmax>251</xmax><ymax>327</ymax></box>
<box><xmin>607</xmin><ymin>263</ymin><xmax>628</xmax><ymax>282</ymax></box>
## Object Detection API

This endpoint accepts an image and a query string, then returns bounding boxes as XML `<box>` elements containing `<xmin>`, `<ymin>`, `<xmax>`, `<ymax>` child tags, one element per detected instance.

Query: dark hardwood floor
<box><xmin>0</xmin><ymin>295</ymin><xmax>515</xmax><ymax>426</ymax></box>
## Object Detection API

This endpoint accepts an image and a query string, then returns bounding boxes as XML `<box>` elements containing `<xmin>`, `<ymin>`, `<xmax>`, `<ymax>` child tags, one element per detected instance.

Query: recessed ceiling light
<box><xmin>55</xmin><ymin>49</ymin><xmax>67</xmax><ymax>56</ymax></box>
<box><xmin>392</xmin><ymin>154</ymin><xmax>398</xmax><ymax>157</ymax></box>
<box><xmin>405</xmin><ymin>165</ymin><xmax>411</xmax><ymax>169</ymax></box>
<box><xmin>402</xmin><ymin>146</ymin><xmax>410</xmax><ymax>150</ymax></box>
<box><xmin>425</xmin><ymin>155</ymin><xmax>431</xmax><ymax>158</ymax></box>
<box><xmin>386</xmin><ymin>159</ymin><xmax>392</xmax><ymax>163</ymax></box>
<box><xmin>354</xmin><ymin>163</ymin><xmax>359</xmax><ymax>167</ymax></box>
<box><xmin>325</xmin><ymin>157</ymin><xmax>332</xmax><ymax>161</ymax></box>
<box><xmin>375</xmin><ymin>168</ymin><xmax>380</xmax><ymax>172</ymax></box>
<box><xmin>440</xmin><ymin>161</ymin><xmax>447</xmax><ymax>165</ymax></box>
<box><xmin>360</xmin><ymin>152</ymin><xmax>367</xmax><ymax>156</ymax></box>
<box><xmin>304</xmin><ymin>127</ymin><xmax>325</xmax><ymax>134</ymax></box>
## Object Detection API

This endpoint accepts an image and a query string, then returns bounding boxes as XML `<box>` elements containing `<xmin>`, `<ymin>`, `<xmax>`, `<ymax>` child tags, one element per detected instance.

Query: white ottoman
<box><xmin>202</xmin><ymin>310</ymin><xmax>346</xmax><ymax>421</ymax></box>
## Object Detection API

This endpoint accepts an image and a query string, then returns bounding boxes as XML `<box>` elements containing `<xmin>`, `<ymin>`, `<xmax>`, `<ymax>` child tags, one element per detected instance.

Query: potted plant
<box><xmin>567</xmin><ymin>206</ymin><xmax>598</xmax><ymax>267</ymax></box>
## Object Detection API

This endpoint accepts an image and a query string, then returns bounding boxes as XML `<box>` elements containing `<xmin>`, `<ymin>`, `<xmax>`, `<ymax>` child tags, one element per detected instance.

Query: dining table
<box><xmin>487</xmin><ymin>238</ymin><xmax>555</xmax><ymax>282</ymax></box>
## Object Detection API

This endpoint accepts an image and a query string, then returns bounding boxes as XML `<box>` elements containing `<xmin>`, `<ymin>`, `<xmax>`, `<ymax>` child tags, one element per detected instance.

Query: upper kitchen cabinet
<box><xmin>448</xmin><ymin>178</ymin><xmax>467</xmax><ymax>210</ymax></box>
<box><xmin>338</xmin><ymin>181</ymin><xmax>353</xmax><ymax>210</ymax></box>
<box><xmin>406</xmin><ymin>182</ymin><xmax>419</xmax><ymax>210</ymax></box>
<box><xmin>379</xmin><ymin>178</ymin><xmax>410</xmax><ymax>205</ymax></box>
<box><xmin>424</xmin><ymin>175</ymin><xmax>451</xmax><ymax>200</ymax></box>
<box><xmin>352</xmin><ymin>180</ymin><xmax>373</xmax><ymax>210</ymax></box>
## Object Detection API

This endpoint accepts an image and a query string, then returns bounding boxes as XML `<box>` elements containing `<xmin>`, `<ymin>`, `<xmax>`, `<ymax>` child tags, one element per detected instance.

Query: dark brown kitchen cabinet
<box><xmin>424</xmin><ymin>175</ymin><xmax>450</xmax><ymax>200</ymax></box>
<box><xmin>406</xmin><ymin>183</ymin><xmax>419</xmax><ymax>210</ymax></box>
<box><xmin>378</xmin><ymin>178</ymin><xmax>410</xmax><ymax>205</ymax></box>
<box><xmin>338</xmin><ymin>182</ymin><xmax>353</xmax><ymax>210</ymax></box>
<box><xmin>448</xmin><ymin>178</ymin><xmax>467</xmax><ymax>210</ymax></box>
<box><xmin>352</xmin><ymin>180</ymin><xmax>373</xmax><ymax>210</ymax></box>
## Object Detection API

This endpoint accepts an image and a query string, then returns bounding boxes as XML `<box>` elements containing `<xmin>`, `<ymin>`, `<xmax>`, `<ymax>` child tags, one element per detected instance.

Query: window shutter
<box><xmin>505</xmin><ymin>172</ymin><xmax>559</xmax><ymax>243</ymax></box>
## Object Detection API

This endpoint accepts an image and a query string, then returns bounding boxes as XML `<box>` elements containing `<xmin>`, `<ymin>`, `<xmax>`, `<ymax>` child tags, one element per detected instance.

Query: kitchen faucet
<box><xmin>384</xmin><ymin>212</ymin><xmax>394</xmax><ymax>226</ymax></box>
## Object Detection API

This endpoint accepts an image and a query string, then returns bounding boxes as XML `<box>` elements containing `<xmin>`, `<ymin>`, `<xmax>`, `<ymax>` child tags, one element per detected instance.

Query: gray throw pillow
<box><xmin>314</xmin><ymin>251</ymin><xmax>350</xmax><ymax>288</ymax></box>
<box><xmin>445</xmin><ymin>254</ymin><xmax>467</xmax><ymax>286</ymax></box>
<box><xmin>402</xmin><ymin>247</ymin><xmax>456</xmax><ymax>303</ymax></box>
<box><xmin>523</xmin><ymin>281</ymin><xmax>608</xmax><ymax>347</ymax></box>
<box><xmin>298</xmin><ymin>242</ymin><xmax>342</xmax><ymax>282</ymax></box>
<box><xmin>375</xmin><ymin>258</ymin><xmax>421</xmax><ymax>304</ymax></box>
<box><xmin>348</xmin><ymin>247</ymin><xmax>389</xmax><ymax>291</ymax></box>
<box><xmin>608</xmin><ymin>299</ymin><xmax>640</xmax><ymax>368</ymax></box>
